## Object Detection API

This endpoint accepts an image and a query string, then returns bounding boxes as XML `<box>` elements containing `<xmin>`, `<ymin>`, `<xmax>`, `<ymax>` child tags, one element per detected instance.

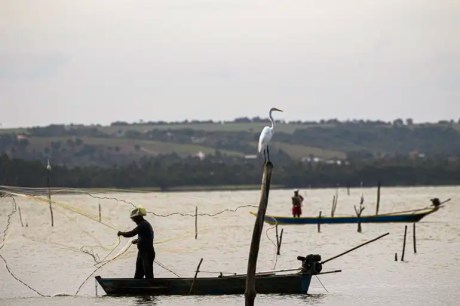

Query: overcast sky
<box><xmin>1</xmin><ymin>0</ymin><xmax>459</xmax><ymax>127</ymax></box>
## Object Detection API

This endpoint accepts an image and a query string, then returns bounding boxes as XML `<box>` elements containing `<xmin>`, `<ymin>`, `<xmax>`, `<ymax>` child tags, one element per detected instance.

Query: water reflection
<box><xmin>133</xmin><ymin>295</ymin><xmax>158</xmax><ymax>305</ymax></box>
<box><xmin>258</xmin><ymin>293</ymin><xmax>327</xmax><ymax>305</ymax></box>
<box><xmin>300</xmin><ymin>293</ymin><xmax>327</xmax><ymax>304</ymax></box>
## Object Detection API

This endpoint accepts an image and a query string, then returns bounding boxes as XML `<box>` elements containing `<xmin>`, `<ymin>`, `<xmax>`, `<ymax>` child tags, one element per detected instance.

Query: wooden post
<box><xmin>354</xmin><ymin>204</ymin><xmax>365</xmax><ymax>233</ymax></box>
<box><xmin>317</xmin><ymin>211</ymin><xmax>322</xmax><ymax>233</ymax></box>
<box><xmin>275</xmin><ymin>223</ymin><xmax>279</xmax><ymax>250</ymax></box>
<box><xmin>395</xmin><ymin>253</ymin><xmax>398</xmax><ymax>261</ymax></box>
<box><xmin>18</xmin><ymin>205</ymin><xmax>24</xmax><ymax>227</ymax></box>
<box><xmin>413</xmin><ymin>223</ymin><xmax>417</xmax><ymax>254</ymax></box>
<box><xmin>376</xmin><ymin>182</ymin><xmax>381</xmax><ymax>215</ymax></box>
<box><xmin>195</xmin><ymin>206</ymin><xmax>198</xmax><ymax>240</ymax></box>
<box><xmin>189</xmin><ymin>258</ymin><xmax>203</xmax><ymax>294</ymax></box>
<box><xmin>330</xmin><ymin>195</ymin><xmax>334</xmax><ymax>217</ymax></box>
<box><xmin>335</xmin><ymin>189</ymin><xmax>339</xmax><ymax>212</ymax></box>
<box><xmin>401</xmin><ymin>225</ymin><xmax>407</xmax><ymax>261</ymax></box>
<box><xmin>331</xmin><ymin>195</ymin><xmax>336</xmax><ymax>217</ymax></box>
<box><xmin>277</xmin><ymin>229</ymin><xmax>284</xmax><ymax>255</ymax></box>
<box><xmin>98</xmin><ymin>203</ymin><xmax>102</xmax><ymax>223</ymax></box>
<box><xmin>245</xmin><ymin>162</ymin><xmax>273</xmax><ymax>306</ymax></box>
<box><xmin>46</xmin><ymin>163</ymin><xmax>54</xmax><ymax>227</ymax></box>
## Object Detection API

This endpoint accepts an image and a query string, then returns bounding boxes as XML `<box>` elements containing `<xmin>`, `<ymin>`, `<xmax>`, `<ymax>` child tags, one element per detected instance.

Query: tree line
<box><xmin>1</xmin><ymin>154</ymin><xmax>459</xmax><ymax>189</ymax></box>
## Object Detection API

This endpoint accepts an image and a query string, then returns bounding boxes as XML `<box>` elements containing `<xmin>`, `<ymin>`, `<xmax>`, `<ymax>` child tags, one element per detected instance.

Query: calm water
<box><xmin>1</xmin><ymin>186</ymin><xmax>459</xmax><ymax>305</ymax></box>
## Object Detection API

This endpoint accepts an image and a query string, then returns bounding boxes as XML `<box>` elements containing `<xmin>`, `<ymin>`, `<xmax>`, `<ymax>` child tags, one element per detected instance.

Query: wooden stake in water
<box><xmin>413</xmin><ymin>223</ymin><xmax>417</xmax><ymax>254</ymax></box>
<box><xmin>317</xmin><ymin>211</ymin><xmax>322</xmax><ymax>233</ymax></box>
<box><xmin>189</xmin><ymin>258</ymin><xmax>203</xmax><ymax>294</ymax></box>
<box><xmin>331</xmin><ymin>195</ymin><xmax>337</xmax><ymax>217</ymax></box>
<box><xmin>18</xmin><ymin>205</ymin><xmax>24</xmax><ymax>227</ymax></box>
<box><xmin>395</xmin><ymin>253</ymin><xmax>398</xmax><ymax>261</ymax></box>
<box><xmin>98</xmin><ymin>203</ymin><xmax>102</xmax><ymax>223</ymax></box>
<box><xmin>277</xmin><ymin>229</ymin><xmax>284</xmax><ymax>255</ymax></box>
<box><xmin>46</xmin><ymin>160</ymin><xmax>54</xmax><ymax>227</ymax></box>
<box><xmin>275</xmin><ymin>224</ymin><xmax>279</xmax><ymax>250</ymax></box>
<box><xmin>354</xmin><ymin>204</ymin><xmax>365</xmax><ymax>233</ymax></box>
<box><xmin>401</xmin><ymin>225</ymin><xmax>408</xmax><ymax>261</ymax></box>
<box><xmin>376</xmin><ymin>182</ymin><xmax>381</xmax><ymax>215</ymax></box>
<box><xmin>245</xmin><ymin>162</ymin><xmax>273</xmax><ymax>306</ymax></box>
<box><xmin>195</xmin><ymin>206</ymin><xmax>198</xmax><ymax>240</ymax></box>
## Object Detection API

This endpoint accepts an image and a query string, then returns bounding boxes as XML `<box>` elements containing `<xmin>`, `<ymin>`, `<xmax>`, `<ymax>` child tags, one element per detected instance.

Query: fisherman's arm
<box><xmin>117</xmin><ymin>226</ymin><xmax>139</xmax><ymax>238</ymax></box>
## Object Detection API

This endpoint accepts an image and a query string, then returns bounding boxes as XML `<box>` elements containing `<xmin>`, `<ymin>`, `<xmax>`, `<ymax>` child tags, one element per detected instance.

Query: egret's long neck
<box><xmin>269</xmin><ymin>110</ymin><xmax>275</xmax><ymax>129</ymax></box>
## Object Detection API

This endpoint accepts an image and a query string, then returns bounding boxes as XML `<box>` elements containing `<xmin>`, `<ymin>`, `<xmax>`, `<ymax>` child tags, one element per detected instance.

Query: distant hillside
<box><xmin>1</xmin><ymin>119</ymin><xmax>459</xmax><ymax>168</ymax></box>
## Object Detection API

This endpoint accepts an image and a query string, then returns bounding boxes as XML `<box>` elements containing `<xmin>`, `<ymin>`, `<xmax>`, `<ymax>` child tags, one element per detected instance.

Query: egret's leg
<box><xmin>267</xmin><ymin>146</ymin><xmax>270</xmax><ymax>162</ymax></box>
<box><xmin>263</xmin><ymin>149</ymin><xmax>267</xmax><ymax>162</ymax></box>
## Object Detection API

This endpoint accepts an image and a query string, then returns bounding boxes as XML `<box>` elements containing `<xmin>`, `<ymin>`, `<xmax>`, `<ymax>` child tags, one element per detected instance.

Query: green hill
<box><xmin>1</xmin><ymin>119</ymin><xmax>459</xmax><ymax>168</ymax></box>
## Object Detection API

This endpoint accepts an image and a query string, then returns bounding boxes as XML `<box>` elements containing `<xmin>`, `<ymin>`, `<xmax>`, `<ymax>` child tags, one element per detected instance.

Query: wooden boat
<box><xmin>95</xmin><ymin>273</ymin><xmax>311</xmax><ymax>296</ymax></box>
<box><xmin>95</xmin><ymin>255</ymin><xmax>324</xmax><ymax>296</ymax></box>
<box><xmin>252</xmin><ymin>206</ymin><xmax>440</xmax><ymax>225</ymax></box>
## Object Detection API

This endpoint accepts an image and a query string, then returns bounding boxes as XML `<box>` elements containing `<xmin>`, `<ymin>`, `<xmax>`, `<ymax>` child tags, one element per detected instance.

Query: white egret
<box><xmin>258</xmin><ymin>107</ymin><xmax>283</xmax><ymax>162</ymax></box>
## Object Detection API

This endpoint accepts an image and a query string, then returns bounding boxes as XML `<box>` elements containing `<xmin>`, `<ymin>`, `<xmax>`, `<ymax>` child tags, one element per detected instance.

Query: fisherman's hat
<box><xmin>130</xmin><ymin>206</ymin><xmax>147</xmax><ymax>218</ymax></box>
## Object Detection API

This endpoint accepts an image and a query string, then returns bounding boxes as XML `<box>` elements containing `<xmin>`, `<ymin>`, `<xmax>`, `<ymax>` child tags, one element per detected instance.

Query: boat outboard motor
<box><xmin>297</xmin><ymin>254</ymin><xmax>322</xmax><ymax>275</ymax></box>
<box><xmin>431</xmin><ymin>198</ymin><xmax>441</xmax><ymax>207</ymax></box>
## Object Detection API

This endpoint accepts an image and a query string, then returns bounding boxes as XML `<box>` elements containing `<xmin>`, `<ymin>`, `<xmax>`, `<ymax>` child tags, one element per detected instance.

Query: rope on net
<box><xmin>0</xmin><ymin>186</ymin><xmax>261</xmax><ymax>295</ymax></box>
<box><xmin>75</xmin><ymin>238</ymin><xmax>132</xmax><ymax>295</ymax></box>
<box><xmin>0</xmin><ymin>197</ymin><xmax>47</xmax><ymax>296</ymax></box>
<box><xmin>148</xmin><ymin>204</ymin><xmax>258</xmax><ymax>217</ymax></box>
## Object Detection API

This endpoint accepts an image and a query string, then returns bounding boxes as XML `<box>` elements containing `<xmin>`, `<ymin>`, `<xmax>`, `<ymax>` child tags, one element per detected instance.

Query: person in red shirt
<box><xmin>291</xmin><ymin>189</ymin><xmax>304</xmax><ymax>217</ymax></box>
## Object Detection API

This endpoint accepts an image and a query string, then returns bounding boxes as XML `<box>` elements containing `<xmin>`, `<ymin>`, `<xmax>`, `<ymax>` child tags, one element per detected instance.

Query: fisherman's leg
<box><xmin>142</xmin><ymin>250</ymin><xmax>155</xmax><ymax>279</ymax></box>
<box><xmin>134</xmin><ymin>252</ymin><xmax>145</xmax><ymax>279</ymax></box>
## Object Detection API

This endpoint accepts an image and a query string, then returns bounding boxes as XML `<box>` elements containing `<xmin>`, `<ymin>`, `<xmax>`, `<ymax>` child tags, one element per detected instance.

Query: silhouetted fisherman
<box><xmin>118</xmin><ymin>207</ymin><xmax>155</xmax><ymax>279</ymax></box>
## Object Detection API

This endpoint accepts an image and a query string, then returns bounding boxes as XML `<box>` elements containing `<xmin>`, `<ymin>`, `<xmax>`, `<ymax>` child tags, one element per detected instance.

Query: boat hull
<box><xmin>95</xmin><ymin>273</ymin><xmax>312</xmax><ymax>296</ymax></box>
<box><xmin>255</xmin><ymin>207</ymin><xmax>439</xmax><ymax>225</ymax></box>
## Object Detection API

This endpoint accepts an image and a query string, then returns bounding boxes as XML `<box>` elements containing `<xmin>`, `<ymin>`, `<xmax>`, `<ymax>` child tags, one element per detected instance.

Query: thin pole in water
<box><xmin>375</xmin><ymin>182</ymin><xmax>381</xmax><ymax>215</ymax></box>
<box><xmin>189</xmin><ymin>258</ymin><xmax>203</xmax><ymax>294</ymax></box>
<box><xmin>317</xmin><ymin>211</ymin><xmax>322</xmax><ymax>233</ymax></box>
<box><xmin>195</xmin><ymin>206</ymin><xmax>198</xmax><ymax>240</ymax></box>
<box><xmin>277</xmin><ymin>228</ymin><xmax>284</xmax><ymax>255</ymax></box>
<box><xmin>46</xmin><ymin>160</ymin><xmax>54</xmax><ymax>227</ymax></box>
<box><xmin>401</xmin><ymin>225</ymin><xmax>408</xmax><ymax>261</ymax></box>
<box><xmin>18</xmin><ymin>205</ymin><xmax>24</xmax><ymax>227</ymax></box>
<box><xmin>354</xmin><ymin>204</ymin><xmax>365</xmax><ymax>233</ymax></box>
<box><xmin>275</xmin><ymin>223</ymin><xmax>279</xmax><ymax>250</ymax></box>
